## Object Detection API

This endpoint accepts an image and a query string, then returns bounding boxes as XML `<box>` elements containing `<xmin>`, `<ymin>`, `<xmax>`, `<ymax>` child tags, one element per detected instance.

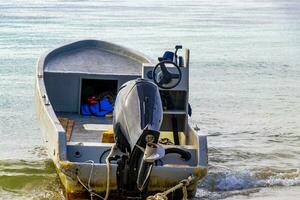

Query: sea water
<box><xmin>0</xmin><ymin>0</ymin><xmax>299</xmax><ymax>199</ymax></box>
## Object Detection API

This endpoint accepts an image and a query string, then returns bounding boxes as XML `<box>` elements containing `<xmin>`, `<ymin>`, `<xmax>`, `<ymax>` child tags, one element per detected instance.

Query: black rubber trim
<box><xmin>165</xmin><ymin>148</ymin><xmax>191</xmax><ymax>161</ymax></box>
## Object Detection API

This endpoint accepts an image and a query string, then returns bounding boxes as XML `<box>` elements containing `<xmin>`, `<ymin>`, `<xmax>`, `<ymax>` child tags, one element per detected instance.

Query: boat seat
<box><xmin>83</xmin><ymin>124</ymin><xmax>113</xmax><ymax>131</ymax></box>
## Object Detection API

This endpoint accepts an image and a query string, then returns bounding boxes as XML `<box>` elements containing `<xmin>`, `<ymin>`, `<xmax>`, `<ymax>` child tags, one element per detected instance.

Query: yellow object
<box><xmin>102</xmin><ymin>130</ymin><xmax>115</xmax><ymax>143</ymax></box>
<box><xmin>105</xmin><ymin>113</ymin><xmax>113</xmax><ymax>118</ymax></box>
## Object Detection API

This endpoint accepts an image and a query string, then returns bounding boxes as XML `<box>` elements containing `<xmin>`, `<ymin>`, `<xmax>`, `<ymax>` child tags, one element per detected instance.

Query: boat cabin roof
<box><xmin>42</xmin><ymin>40</ymin><xmax>153</xmax><ymax>76</ymax></box>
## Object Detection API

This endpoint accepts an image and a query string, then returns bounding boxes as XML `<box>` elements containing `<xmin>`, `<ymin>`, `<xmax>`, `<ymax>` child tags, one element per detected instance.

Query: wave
<box><xmin>195</xmin><ymin>166</ymin><xmax>300</xmax><ymax>199</ymax></box>
<box><xmin>0</xmin><ymin>159</ymin><xmax>64</xmax><ymax>200</ymax></box>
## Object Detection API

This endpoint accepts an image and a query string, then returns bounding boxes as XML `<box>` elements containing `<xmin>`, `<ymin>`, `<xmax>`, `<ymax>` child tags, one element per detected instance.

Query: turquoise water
<box><xmin>0</xmin><ymin>0</ymin><xmax>299</xmax><ymax>199</ymax></box>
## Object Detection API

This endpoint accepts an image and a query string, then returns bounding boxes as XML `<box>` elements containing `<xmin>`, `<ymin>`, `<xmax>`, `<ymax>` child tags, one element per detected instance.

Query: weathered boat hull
<box><xmin>36</xmin><ymin>80</ymin><xmax>207</xmax><ymax>198</ymax></box>
<box><xmin>35</xmin><ymin>40</ymin><xmax>208</xmax><ymax>199</ymax></box>
<box><xmin>57</xmin><ymin>161</ymin><xmax>207</xmax><ymax>197</ymax></box>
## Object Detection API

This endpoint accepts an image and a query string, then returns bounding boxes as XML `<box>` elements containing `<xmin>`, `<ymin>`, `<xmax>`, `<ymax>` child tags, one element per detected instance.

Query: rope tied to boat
<box><xmin>76</xmin><ymin>160</ymin><xmax>105</xmax><ymax>200</ymax></box>
<box><xmin>146</xmin><ymin>175</ymin><xmax>194</xmax><ymax>200</ymax></box>
<box><xmin>76</xmin><ymin>142</ymin><xmax>115</xmax><ymax>200</ymax></box>
<box><xmin>104</xmin><ymin>144</ymin><xmax>116</xmax><ymax>200</ymax></box>
<box><xmin>180</xmin><ymin>178</ymin><xmax>189</xmax><ymax>200</ymax></box>
<box><xmin>146</xmin><ymin>193</ymin><xmax>168</xmax><ymax>200</ymax></box>
<box><xmin>77</xmin><ymin>175</ymin><xmax>104</xmax><ymax>200</ymax></box>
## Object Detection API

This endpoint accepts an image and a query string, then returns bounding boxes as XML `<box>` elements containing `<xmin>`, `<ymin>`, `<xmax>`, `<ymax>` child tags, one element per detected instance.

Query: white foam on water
<box><xmin>196</xmin><ymin>167</ymin><xmax>300</xmax><ymax>199</ymax></box>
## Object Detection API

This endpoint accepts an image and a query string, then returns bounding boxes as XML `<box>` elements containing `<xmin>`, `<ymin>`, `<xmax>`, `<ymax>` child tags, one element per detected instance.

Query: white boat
<box><xmin>35</xmin><ymin>39</ymin><xmax>208</xmax><ymax>199</ymax></box>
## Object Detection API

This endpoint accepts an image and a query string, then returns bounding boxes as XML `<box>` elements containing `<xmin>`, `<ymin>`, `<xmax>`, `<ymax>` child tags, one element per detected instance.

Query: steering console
<box><xmin>152</xmin><ymin>60</ymin><xmax>182</xmax><ymax>89</ymax></box>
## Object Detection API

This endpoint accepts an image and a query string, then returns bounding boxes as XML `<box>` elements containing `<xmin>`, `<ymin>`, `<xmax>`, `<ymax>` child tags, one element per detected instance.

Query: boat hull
<box><xmin>36</xmin><ymin>84</ymin><xmax>207</xmax><ymax>198</ymax></box>
<box><xmin>35</xmin><ymin>40</ymin><xmax>208</xmax><ymax>199</ymax></box>
<box><xmin>57</xmin><ymin>160</ymin><xmax>207</xmax><ymax>198</ymax></box>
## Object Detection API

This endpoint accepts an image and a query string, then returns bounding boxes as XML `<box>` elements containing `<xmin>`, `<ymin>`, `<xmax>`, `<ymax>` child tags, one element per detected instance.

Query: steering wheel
<box><xmin>152</xmin><ymin>60</ymin><xmax>182</xmax><ymax>89</ymax></box>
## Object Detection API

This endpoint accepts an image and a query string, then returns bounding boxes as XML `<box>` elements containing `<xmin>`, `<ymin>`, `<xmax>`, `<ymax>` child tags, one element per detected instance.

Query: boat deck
<box><xmin>56</xmin><ymin>112</ymin><xmax>113</xmax><ymax>143</ymax></box>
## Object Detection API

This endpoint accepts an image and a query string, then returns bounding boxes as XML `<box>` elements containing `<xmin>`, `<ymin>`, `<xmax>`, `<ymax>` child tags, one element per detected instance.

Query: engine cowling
<box><xmin>113</xmin><ymin>78</ymin><xmax>163</xmax><ymax>153</ymax></box>
<box><xmin>113</xmin><ymin>78</ymin><xmax>164</xmax><ymax>196</ymax></box>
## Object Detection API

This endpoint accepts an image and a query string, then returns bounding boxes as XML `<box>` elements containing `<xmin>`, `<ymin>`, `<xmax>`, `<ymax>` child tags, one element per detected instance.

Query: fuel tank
<box><xmin>113</xmin><ymin>78</ymin><xmax>163</xmax><ymax>153</ymax></box>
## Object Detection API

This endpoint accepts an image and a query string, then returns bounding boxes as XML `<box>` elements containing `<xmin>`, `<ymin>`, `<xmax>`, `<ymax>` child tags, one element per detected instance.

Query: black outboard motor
<box><xmin>113</xmin><ymin>78</ymin><xmax>164</xmax><ymax>198</ymax></box>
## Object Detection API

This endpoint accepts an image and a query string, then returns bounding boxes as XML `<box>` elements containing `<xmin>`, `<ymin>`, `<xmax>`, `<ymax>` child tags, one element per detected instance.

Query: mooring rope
<box><xmin>76</xmin><ymin>160</ymin><xmax>105</xmax><ymax>200</ymax></box>
<box><xmin>76</xmin><ymin>144</ymin><xmax>115</xmax><ymax>200</ymax></box>
<box><xmin>146</xmin><ymin>175</ymin><xmax>195</xmax><ymax>200</ymax></box>
<box><xmin>77</xmin><ymin>175</ymin><xmax>105</xmax><ymax>200</ymax></box>
<box><xmin>104</xmin><ymin>144</ymin><xmax>116</xmax><ymax>200</ymax></box>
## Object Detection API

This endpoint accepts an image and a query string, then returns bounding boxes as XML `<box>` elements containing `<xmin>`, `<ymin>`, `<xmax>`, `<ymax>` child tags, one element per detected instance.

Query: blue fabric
<box><xmin>81</xmin><ymin>104</ymin><xmax>92</xmax><ymax>116</ymax></box>
<box><xmin>162</xmin><ymin>51</ymin><xmax>174</xmax><ymax>61</ymax></box>
<box><xmin>100</xmin><ymin>98</ymin><xmax>113</xmax><ymax>112</ymax></box>
<box><xmin>81</xmin><ymin>98</ymin><xmax>113</xmax><ymax>116</ymax></box>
